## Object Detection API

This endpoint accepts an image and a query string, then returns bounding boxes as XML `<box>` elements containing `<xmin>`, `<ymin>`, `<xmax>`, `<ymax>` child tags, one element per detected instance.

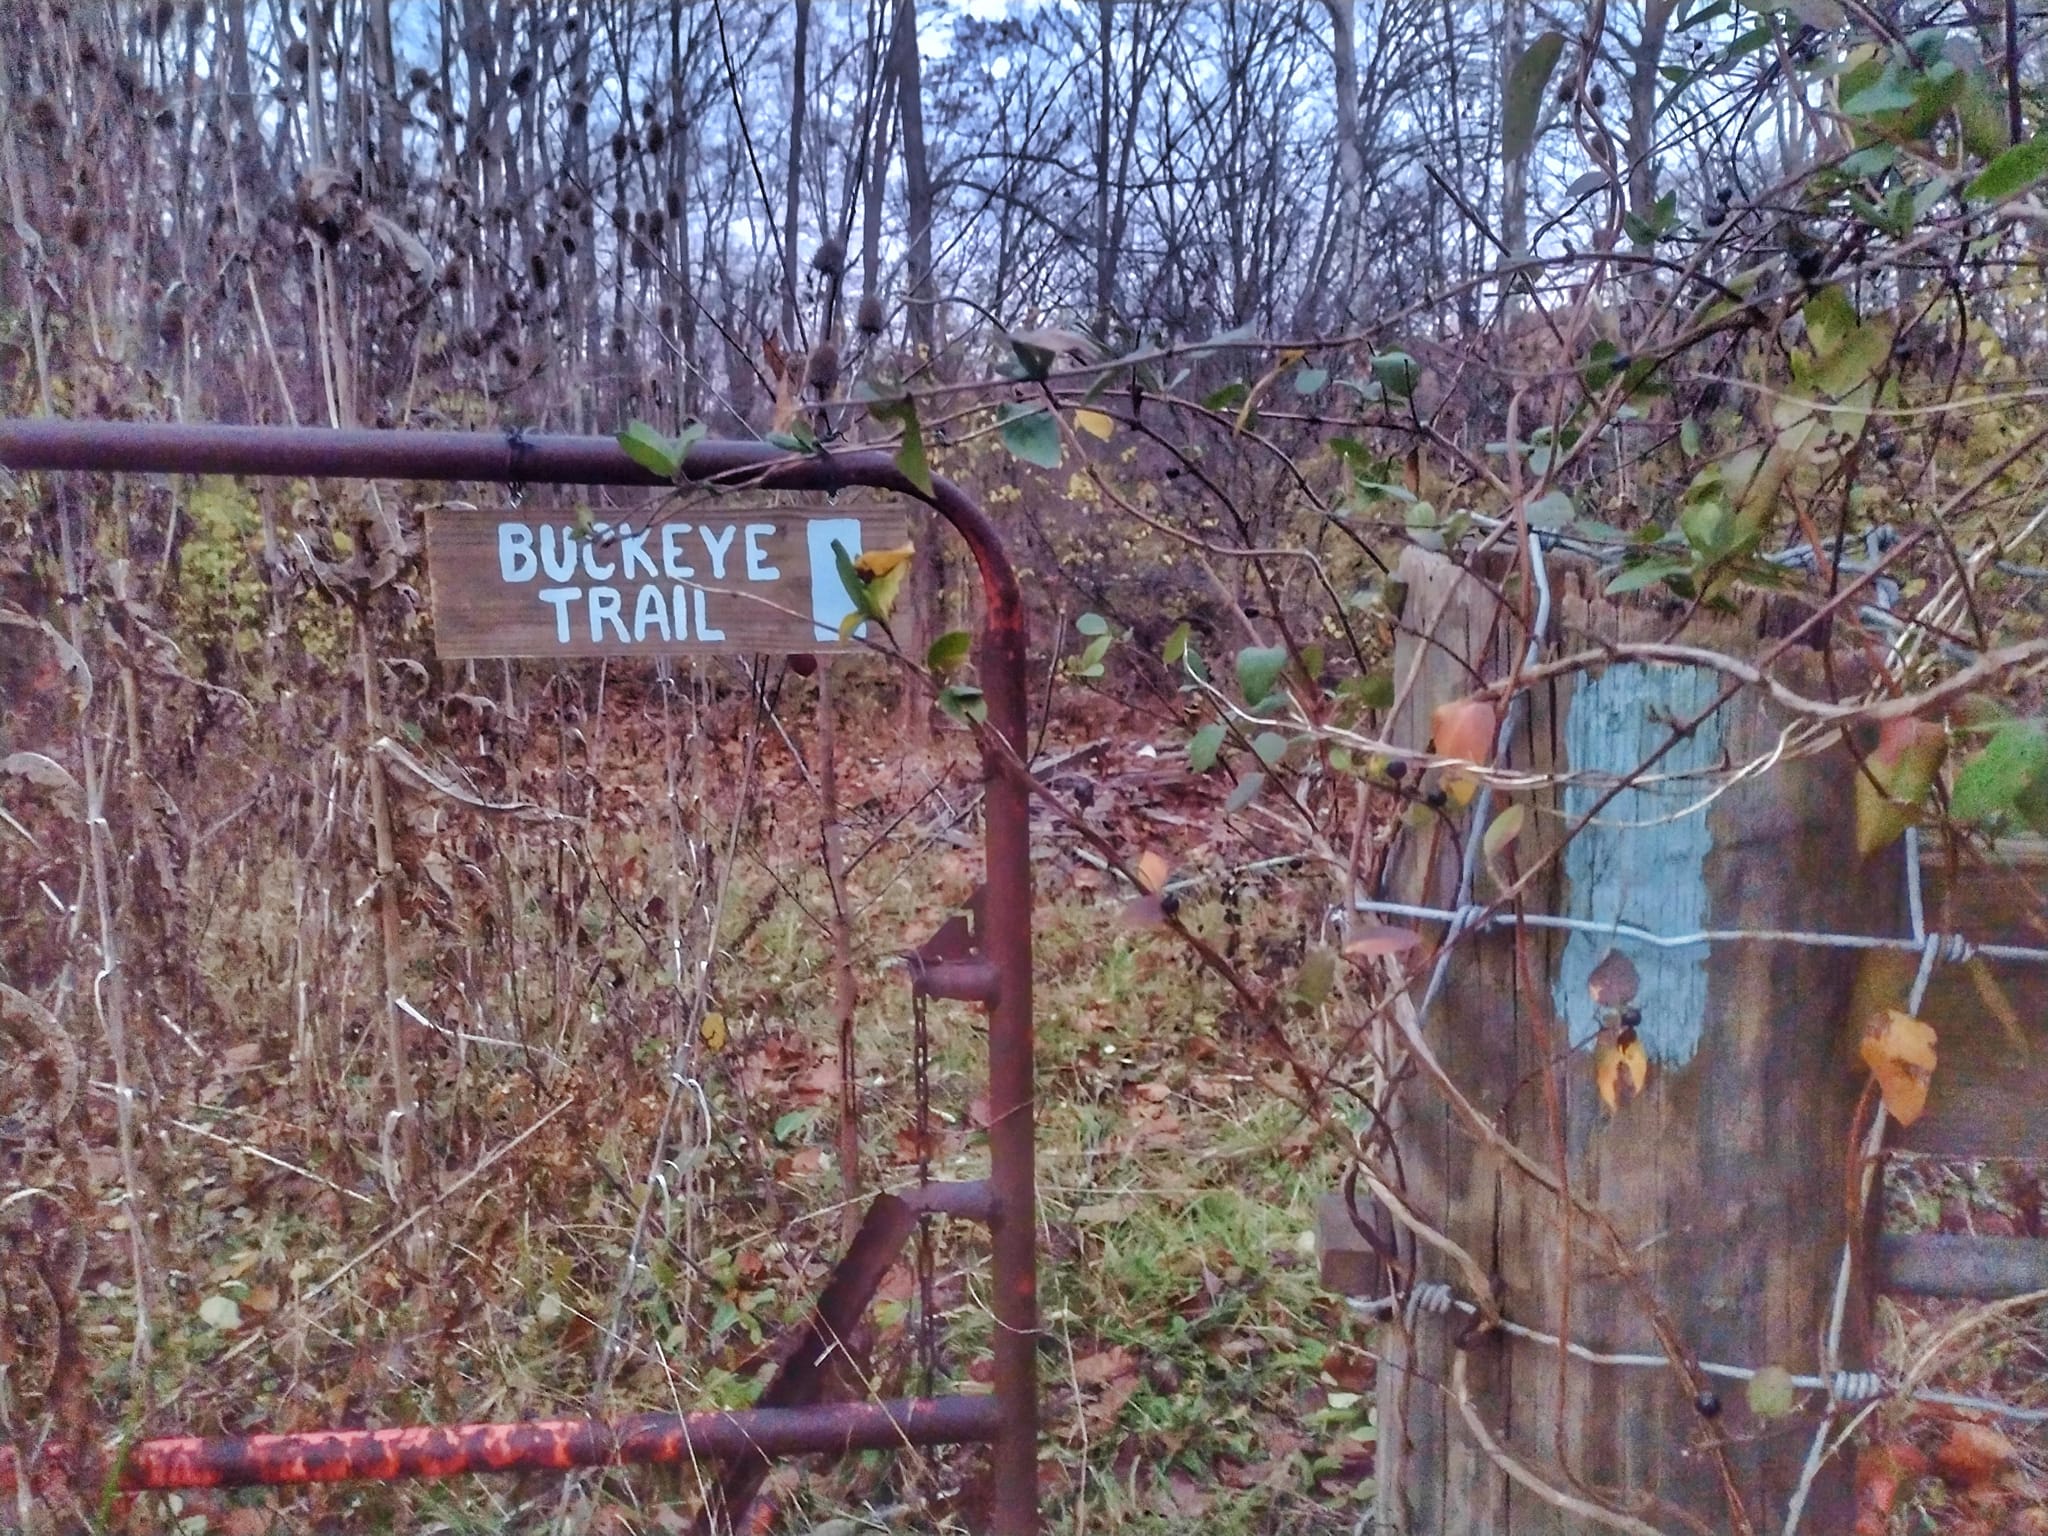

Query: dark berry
<box><xmin>1716</xmin><ymin>185</ymin><xmax>1735</xmax><ymax>204</ymax></box>
<box><xmin>1621</xmin><ymin>1005</ymin><xmax>1643</xmax><ymax>1029</ymax></box>
<box><xmin>1159</xmin><ymin>891</ymin><xmax>1182</xmax><ymax>919</ymax></box>
<box><xmin>1384</xmin><ymin>759</ymin><xmax>1408</xmax><ymax>782</ymax></box>
<box><xmin>1425</xmin><ymin>789</ymin><xmax>1449</xmax><ymax>809</ymax></box>
<box><xmin>1695</xmin><ymin>1390</ymin><xmax>1722</xmax><ymax>1419</ymax></box>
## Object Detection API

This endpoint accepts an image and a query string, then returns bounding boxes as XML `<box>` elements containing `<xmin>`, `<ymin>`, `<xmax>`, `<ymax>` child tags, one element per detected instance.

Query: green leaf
<box><xmin>1224</xmin><ymin>772</ymin><xmax>1266</xmax><ymax>813</ymax></box>
<box><xmin>997</xmin><ymin>404</ymin><xmax>1062</xmax><ymax>468</ymax></box>
<box><xmin>1188</xmin><ymin>722</ymin><xmax>1227</xmax><ymax>773</ymax></box>
<box><xmin>1162</xmin><ymin>621</ymin><xmax>1193</xmax><ymax>665</ymax></box>
<box><xmin>832</xmin><ymin>540</ymin><xmax>880</xmax><ymax>626</ymax></box>
<box><xmin>1841</xmin><ymin>66</ymin><xmax>1918</xmax><ymax>116</ymax></box>
<box><xmin>1680</xmin><ymin>416</ymin><xmax>1702</xmax><ymax>456</ymax></box>
<box><xmin>198</xmin><ymin>1294</ymin><xmax>243</xmax><ymax>1332</ymax></box>
<box><xmin>1605</xmin><ymin>556</ymin><xmax>1691</xmax><ymax>595</ymax></box>
<box><xmin>1204</xmin><ymin>380</ymin><xmax>1251</xmax><ymax>412</ymax></box>
<box><xmin>1236</xmin><ymin>644</ymin><xmax>1289</xmax><ymax>707</ymax></box>
<box><xmin>1746</xmin><ymin>1365</ymin><xmax>1797</xmax><ymax>1420</ymax></box>
<box><xmin>1076</xmin><ymin>611</ymin><xmax>1110</xmax><ymax>637</ymax></box>
<box><xmin>1252</xmin><ymin>730</ymin><xmax>1288</xmax><ymax>768</ymax></box>
<box><xmin>1371</xmin><ymin>352</ymin><xmax>1421</xmax><ymax>400</ymax></box>
<box><xmin>1293</xmin><ymin>366</ymin><xmax>1330</xmax><ymax>394</ymax></box>
<box><xmin>1951</xmin><ymin>720</ymin><xmax>2048</xmax><ymax>827</ymax></box>
<box><xmin>868</xmin><ymin>396</ymin><xmax>933</xmax><ymax>496</ymax></box>
<box><xmin>772</xmin><ymin>1108</ymin><xmax>814</xmax><ymax>1143</ymax></box>
<box><xmin>938</xmin><ymin>684</ymin><xmax>988</xmax><ymax>725</ymax></box>
<box><xmin>1525</xmin><ymin>490</ymin><xmax>1574</xmax><ymax>529</ymax></box>
<box><xmin>1969</xmin><ymin>135</ymin><xmax>2048</xmax><ymax>203</ymax></box>
<box><xmin>1503</xmin><ymin>31</ymin><xmax>1566</xmax><ymax>165</ymax></box>
<box><xmin>1292</xmin><ymin>946</ymin><xmax>1338</xmax><ymax>1008</ymax></box>
<box><xmin>926</xmin><ymin>630</ymin><xmax>972</xmax><ymax>674</ymax></box>
<box><xmin>1353</xmin><ymin>669</ymin><xmax>1395</xmax><ymax>711</ymax></box>
<box><xmin>616</xmin><ymin>419</ymin><xmax>703</xmax><ymax>479</ymax></box>
<box><xmin>1009</xmin><ymin>336</ymin><xmax>1057</xmax><ymax>380</ymax></box>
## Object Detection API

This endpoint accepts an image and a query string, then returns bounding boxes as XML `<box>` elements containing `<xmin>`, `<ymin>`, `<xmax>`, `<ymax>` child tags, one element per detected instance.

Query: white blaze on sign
<box><xmin>424</xmin><ymin>506</ymin><xmax>909</xmax><ymax>659</ymax></box>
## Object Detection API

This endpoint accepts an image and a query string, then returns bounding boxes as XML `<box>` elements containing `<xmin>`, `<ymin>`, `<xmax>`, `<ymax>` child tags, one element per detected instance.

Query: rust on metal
<box><xmin>0</xmin><ymin>1397</ymin><xmax>998</xmax><ymax>1493</ymax></box>
<box><xmin>0</xmin><ymin>420</ymin><xmax>1041</xmax><ymax>1536</ymax></box>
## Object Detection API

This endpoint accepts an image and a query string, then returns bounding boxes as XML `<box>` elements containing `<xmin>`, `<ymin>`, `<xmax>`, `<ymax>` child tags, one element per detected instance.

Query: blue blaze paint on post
<box><xmin>1554</xmin><ymin>662</ymin><xmax>1723</xmax><ymax>1065</ymax></box>
<box><xmin>807</xmin><ymin>518</ymin><xmax>865</xmax><ymax>642</ymax></box>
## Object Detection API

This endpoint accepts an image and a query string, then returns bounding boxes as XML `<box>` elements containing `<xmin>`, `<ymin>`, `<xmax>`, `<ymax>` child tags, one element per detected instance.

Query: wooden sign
<box><xmin>424</xmin><ymin>505</ymin><xmax>911</xmax><ymax>659</ymax></box>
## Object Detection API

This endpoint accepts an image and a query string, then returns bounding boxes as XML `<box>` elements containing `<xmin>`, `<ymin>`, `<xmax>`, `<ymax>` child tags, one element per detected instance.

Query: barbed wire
<box><xmin>1341</xmin><ymin>523</ymin><xmax>2048</xmax><ymax>1476</ymax></box>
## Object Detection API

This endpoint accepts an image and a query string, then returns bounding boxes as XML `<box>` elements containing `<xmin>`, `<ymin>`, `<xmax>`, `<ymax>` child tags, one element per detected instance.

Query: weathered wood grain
<box><xmin>1888</xmin><ymin>840</ymin><xmax>2048</xmax><ymax>1159</ymax></box>
<box><xmin>1369</xmin><ymin>548</ymin><xmax>1890</xmax><ymax>1535</ymax></box>
<box><xmin>1877</xmin><ymin>1234</ymin><xmax>2048</xmax><ymax>1298</ymax></box>
<box><xmin>425</xmin><ymin>504</ymin><xmax>911</xmax><ymax>659</ymax></box>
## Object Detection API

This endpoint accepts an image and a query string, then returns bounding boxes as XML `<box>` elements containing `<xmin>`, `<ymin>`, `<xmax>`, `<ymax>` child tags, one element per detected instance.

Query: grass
<box><xmin>15</xmin><ymin>684</ymin><xmax>1373</xmax><ymax>1535</ymax></box>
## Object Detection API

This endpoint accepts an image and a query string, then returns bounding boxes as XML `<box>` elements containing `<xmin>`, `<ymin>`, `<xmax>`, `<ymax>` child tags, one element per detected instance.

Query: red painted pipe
<box><xmin>0</xmin><ymin>1395</ymin><xmax>999</xmax><ymax>1493</ymax></box>
<box><xmin>0</xmin><ymin>419</ymin><xmax>1041</xmax><ymax>1535</ymax></box>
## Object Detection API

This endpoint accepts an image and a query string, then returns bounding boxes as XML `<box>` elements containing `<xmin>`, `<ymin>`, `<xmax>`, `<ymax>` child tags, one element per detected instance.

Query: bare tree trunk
<box><xmin>894</xmin><ymin>0</ymin><xmax>936</xmax><ymax>364</ymax></box>
<box><xmin>782</xmin><ymin>0</ymin><xmax>812</xmax><ymax>343</ymax></box>
<box><xmin>363</xmin><ymin>0</ymin><xmax>405</xmax><ymax>192</ymax></box>
<box><xmin>1498</xmin><ymin>0</ymin><xmax>1529</xmax><ymax>259</ymax></box>
<box><xmin>1325</xmin><ymin>0</ymin><xmax>1364</xmax><ymax>313</ymax></box>
<box><xmin>1093</xmin><ymin>0</ymin><xmax>1116</xmax><ymax>336</ymax></box>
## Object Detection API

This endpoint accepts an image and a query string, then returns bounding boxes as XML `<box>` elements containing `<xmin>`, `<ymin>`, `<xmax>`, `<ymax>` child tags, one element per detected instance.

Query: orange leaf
<box><xmin>1431</xmin><ymin>696</ymin><xmax>1495</xmax><ymax>805</ymax></box>
<box><xmin>1933</xmin><ymin>1422</ymin><xmax>2018</xmax><ymax>1487</ymax></box>
<box><xmin>1587</xmin><ymin>948</ymin><xmax>1641</xmax><ymax>1008</ymax></box>
<box><xmin>1136</xmin><ymin>848</ymin><xmax>1171</xmax><ymax>894</ymax></box>
<box><xmin>1859</xmin><ymin>1009</ymin><xmax>1938</xmax><ymax>1125</ymax></box>
<box><xmin>1595</xmin><ymin>1034</ymin><xmax>1648</xmax><ymax>1112</ymax></box>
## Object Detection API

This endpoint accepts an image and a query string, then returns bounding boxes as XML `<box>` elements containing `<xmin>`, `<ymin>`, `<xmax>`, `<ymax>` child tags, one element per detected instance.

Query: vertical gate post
<box><xmin>0</xmin><ymin>420</ymin><xmax>1040</xmax><ymax>1535</ymax></box>
<box><xmin>1370</xmin><ymin>548</ymin><xmax>1895</xmax><ymax>1535</ymax></box>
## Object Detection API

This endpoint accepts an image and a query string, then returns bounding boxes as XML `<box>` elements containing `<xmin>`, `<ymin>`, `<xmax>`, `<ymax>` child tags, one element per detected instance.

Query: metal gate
<box><xmin>0</xmin><ymin>420</ymin><xmax>1040</xmax><ymax>1535</ymax></box>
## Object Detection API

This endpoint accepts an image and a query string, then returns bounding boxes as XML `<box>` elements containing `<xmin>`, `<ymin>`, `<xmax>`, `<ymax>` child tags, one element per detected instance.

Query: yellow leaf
<box><xmin>1595</xmin><ymin>1034</ymin><xmax>1649</xmax><ymax>1113</ymax></box>
<box><xmin>1965</xmin><ymin>956</ymin><xmax>2028</xmax><ymax>1061</ymax></box>
<box><xmin>699</xmin><ymin>1011</ymin><xmax>728</xmax><ymax>1053</ymax></box>
<box><xmin>1859</xmin><ymin>1008</ymin><xmax>1937</xmax><ymax>1125</ymax></box>
<box><xmin>853</xmin><ymin>543</ymin><xmax>915</xmax><ymax>580</ymax></box>
<box><xmin>1482</xmin><ymin>803</ymin><xmax>1525</xmax><ymax>880</ymax></box>
<box><xmin>1136</xmin><ymin>849</ymin><xmax>1171</xmax><ymax>895</ymax></box>
<box><xmin>1075</xmin><ymin>409</ymin><xmax>1115</xmax><ymax>441</ymax></box>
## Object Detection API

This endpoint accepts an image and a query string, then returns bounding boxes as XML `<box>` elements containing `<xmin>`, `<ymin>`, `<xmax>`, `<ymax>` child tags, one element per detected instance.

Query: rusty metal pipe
<box><xmin>0</xmin><ymin>420</ymin><xmax>1041</xmax><ymax>1536</ymax></box>
<box><xmin>0</xmin><ymin>1396</ymin><xmax>999</xmax><ymax>1493</ymax></box>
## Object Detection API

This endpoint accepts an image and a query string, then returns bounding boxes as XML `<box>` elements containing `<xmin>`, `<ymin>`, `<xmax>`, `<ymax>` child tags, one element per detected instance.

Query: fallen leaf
<box><xmin>1072</xmin><ymin>1344</ymin><xmax>1138</xmax><ymax>1386</ymax></box>
<box><xmin>1933</xmin><ymin>1422</ymin><xmax>2018</xmax><ymax>1486</ymax></box>
<box><xmin>1852</xmin><ymin>1441</ymin><xmax>1928</xmax><ymax>1536</ymax></box>
<box><xmin>1595</xmin><ymin>1034</ymin><xmax>1648</xmax><ymax>1112</ymax></box>
<box><xmin>1860</xmin><ymin>1009</ymin><xmax>1938</xmax><ymax>1125</ymax></box>
<box><xmin>1587</xmin><ymin>948</ymin><xmax>1641</xmax><ymax>1008</ymax></box>
<box><xmin>1135</xmin><ymin>849</ymin><xmax>1171</xmax><ymax>894</ymax></box>
<box><xmin>699</xmin><ymin>1011</ymin><xmax>728</xmax><ymax>1052</ymax></box>
<box><xmin>1074</xmin><ymin>408</ymin><xmax>1115</xmax><ymax>440</ymax></box>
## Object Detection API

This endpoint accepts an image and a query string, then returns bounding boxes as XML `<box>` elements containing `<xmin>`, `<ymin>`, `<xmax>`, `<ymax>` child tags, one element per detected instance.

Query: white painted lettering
<box><xmin>582</xmin><ymin>522</ymin><xmax>617</xmax><ymax>581</ymax></box>
<box><xmin>744</xmin><ymin>523</ymin><xmax>780</xmax><ymax>581</ymax></box>
<box><xmin>661</xmin><ymin>523</ymin><xmax>696</xmax><ymax>579</ymax></box>
<box><xmin>670</xmin><ymin>585</ymin><xmax>692</xmax><ymax>639</ymax></box>
<box><xmin>588</xmin><ymin>585</ymin><xmax>628</xmax><ymax>643</ymax></box>
<box><xmin>537</xmin><ymin>586</ymin><xmax>581</xmax><ymax>643</ymax></box>
<box><xmin>498</xmin><ymin>523</ymin><xmax>537</xmax><ymax>582</ymax></box>
<box><xmin>539</xmin><ymin>525</ymin><xmax>580</xmax><ymax>582</ymax></box>
<box><xmin>619</xmin><ymin>522</ymin><xmax>658</xmax><ymax>580</ymax></box>
<box><xmin>698</xmin><ymin>522</ymin><xmax>738</xmax><ymax>579</ymax></box>
<box><xmin>693</xmin><ymin>586</ymin><xmax>725</xmax><ymax>642</ymax></box>
<box><xmin>632</xmin><ymin>583</ymin><xmax>671</xmax><ymax>642</ymax></box>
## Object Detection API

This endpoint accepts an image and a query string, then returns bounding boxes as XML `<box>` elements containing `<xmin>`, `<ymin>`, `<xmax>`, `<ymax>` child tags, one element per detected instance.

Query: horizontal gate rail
<box><xmin>0</xmin><ymin>418</ymin><xmax>1041</xmax><ymax>1536</ymax></box>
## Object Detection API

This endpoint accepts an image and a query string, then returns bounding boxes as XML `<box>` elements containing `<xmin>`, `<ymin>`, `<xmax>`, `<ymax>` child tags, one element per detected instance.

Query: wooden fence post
<box><xmin>1364</xmin><ymin>547</ymin><xmax>1898</xmax><ymax>1535</ymax></box>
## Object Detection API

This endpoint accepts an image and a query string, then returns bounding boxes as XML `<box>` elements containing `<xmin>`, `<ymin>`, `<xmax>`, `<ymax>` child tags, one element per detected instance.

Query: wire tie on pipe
<box><xmin>1941</xmin><ymin>932</ymin><xmax>1975</xmax><ymax>964</ymax></box>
